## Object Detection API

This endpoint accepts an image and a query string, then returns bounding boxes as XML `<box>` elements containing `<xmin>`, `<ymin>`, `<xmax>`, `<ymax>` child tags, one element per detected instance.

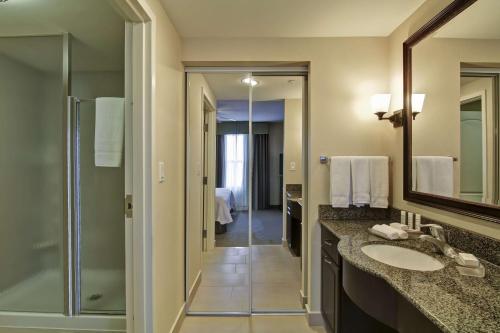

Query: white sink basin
<box><xmin>361</xmin><ymin>244</ymin><xmax>444</xmax><ymax>271</ymax></box>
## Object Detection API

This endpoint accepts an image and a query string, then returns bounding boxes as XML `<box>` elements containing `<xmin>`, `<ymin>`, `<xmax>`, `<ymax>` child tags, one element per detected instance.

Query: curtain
<box><xmin>253</xmin><ymin>134</ymin><xmax>270</xmax><ymax>209</ymax></box>
<box><xmin>224</xmin><ymin>134</ymin><xmax>248</xmax><ymax>210</ymax></box>
<box><xmin>216</xmin><ymin>135</ymin><xmax>225</xmax><ymax>188</ymax></box>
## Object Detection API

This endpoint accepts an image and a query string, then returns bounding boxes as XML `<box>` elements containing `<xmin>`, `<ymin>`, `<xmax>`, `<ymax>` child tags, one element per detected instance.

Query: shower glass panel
<box><xmin>71</xmin><ymin>95</ymin><xmax>126</xmax><ymax>313</ymax></box>
<box><xmin>0</xmin><ymin>35</ymin><xmax>65</xmax><ymax>313</ymax></box>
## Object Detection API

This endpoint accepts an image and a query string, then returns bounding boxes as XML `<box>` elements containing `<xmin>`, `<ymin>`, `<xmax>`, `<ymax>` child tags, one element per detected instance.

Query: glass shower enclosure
<box><xmin>0</xmin><ymin>33</ymin><xmax>126</xmax><ymax>329</ymax></box>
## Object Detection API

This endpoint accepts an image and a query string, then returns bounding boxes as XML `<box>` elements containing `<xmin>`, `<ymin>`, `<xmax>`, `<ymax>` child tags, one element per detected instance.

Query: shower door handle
<box><xmin>125</xmin><ymin>194</ymin><xmax>133</xmax><ymax>218</ymax></box>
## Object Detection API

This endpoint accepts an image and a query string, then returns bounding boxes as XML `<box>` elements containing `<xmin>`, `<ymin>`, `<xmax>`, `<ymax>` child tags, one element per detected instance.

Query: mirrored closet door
<box><xmin>185</xmin><ymin>70</ymin><xmax>306</xmax><ymax>315</ymax></box>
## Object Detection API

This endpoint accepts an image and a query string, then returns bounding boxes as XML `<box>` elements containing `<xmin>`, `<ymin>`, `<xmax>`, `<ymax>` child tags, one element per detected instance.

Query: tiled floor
<box><xmin>179</xmin><ymin>315</ymin><xmax>326</xmax><ymax>333</ymax></box>
<box><xmin>189</xmin><ymin>245</ymin><xmax>302</xmax><ymax>312</ymax></box>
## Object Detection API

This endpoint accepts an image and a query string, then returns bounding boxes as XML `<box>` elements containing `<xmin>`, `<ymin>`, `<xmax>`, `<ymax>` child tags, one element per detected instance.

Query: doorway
<box><xmin>185</xmin><ymin>68</ymin><xmax>308</xmax><ymax>315</ymax></box>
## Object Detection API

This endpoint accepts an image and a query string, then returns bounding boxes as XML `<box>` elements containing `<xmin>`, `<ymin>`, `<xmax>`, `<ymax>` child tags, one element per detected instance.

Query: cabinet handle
<box><xmin>324</xmin><ymin>257</ymin><xmax>333</xmax><ymax>265</ymax></box>
<box><xmin>323</xmin><ymin>240</ymin><xmax>333</xmax><ymax>246</ymax></box>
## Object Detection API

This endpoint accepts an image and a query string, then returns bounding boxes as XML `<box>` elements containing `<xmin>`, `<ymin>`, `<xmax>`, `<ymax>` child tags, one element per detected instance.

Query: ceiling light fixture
<box><xmin>241</xmin><ymin>77</ymin><xmax>259</xmax><ymax>87</ymax></box>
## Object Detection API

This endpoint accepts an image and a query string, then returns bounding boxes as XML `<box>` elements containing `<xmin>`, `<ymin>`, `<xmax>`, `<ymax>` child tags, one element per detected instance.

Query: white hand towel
<box><xmin>371</xmin><ymin>224</ymin><xmax>399</xmax><ymax>240</ymax></box>
<box><xmin>390</xmin><ymin>222</ymin><xmax>409</xmax><ymax>231</ymax></box>
<box><xmin>95</xmin><ymin>97</ymin><xmax>125</xmax><ymax>167</ymax></box>
<box><xmin>415</xmin><ymin>156</ymin><xmax>434</xmax><ymax>194</ymax></box>
<box><xmin>411</xmin><ymin>157</ymin><xmax>417</xmax><ymax>191</ymax></box>
<box><xmin>330</xmin><ymin>156</ymin><xmax>351</xmax><ymax>208</ymax></box>
<box><xmin>369</xmin><ymin>156</ymin><xmax>389</xmax><ymax>208</ymax></box>
<box><xmin>432</xmin><ymin>156</ymin><xmax>453</xmax><ymax>197</ymax></box>
<box><xmin>351</xmin><ymin>157</ymin><xmax>370</xmax><ymax>206</ymax></box>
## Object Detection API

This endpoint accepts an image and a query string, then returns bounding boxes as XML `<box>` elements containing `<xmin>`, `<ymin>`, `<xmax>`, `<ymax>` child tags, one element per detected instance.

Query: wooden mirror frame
<box><xmin>403</xmin><ymin>0</ymin><xmax>500</xmax><ymax>223</ymax></box>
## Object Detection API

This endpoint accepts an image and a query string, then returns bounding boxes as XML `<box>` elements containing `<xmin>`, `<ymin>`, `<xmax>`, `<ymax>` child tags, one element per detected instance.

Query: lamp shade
<box><xmin>371</xmin><ymin>94</ymin><xmax>391</xmax><ymax>114</ymax></box>
<box><xmin>412</xmin><ymin>94</ymin><xmax>425</xmax><ymax>113</ymax></box>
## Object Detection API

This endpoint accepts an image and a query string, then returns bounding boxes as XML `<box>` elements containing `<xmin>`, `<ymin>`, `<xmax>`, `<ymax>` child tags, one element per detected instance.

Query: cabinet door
<box><xmin>321</xmin><ymin>253</ymin><xmax>340</xmax><ymax>333</ymax></box>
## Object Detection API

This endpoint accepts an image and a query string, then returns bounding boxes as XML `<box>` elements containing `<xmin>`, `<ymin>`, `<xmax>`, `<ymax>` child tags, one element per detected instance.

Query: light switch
<box><xmin>289</xmin><ymin>161</ymin><xmax>296</xmax><ymax>171</ymax></box>
<box><xmin>159</xmin><ymin>161</ymin><xmax>166</xmax><ymax>183</ymax></box>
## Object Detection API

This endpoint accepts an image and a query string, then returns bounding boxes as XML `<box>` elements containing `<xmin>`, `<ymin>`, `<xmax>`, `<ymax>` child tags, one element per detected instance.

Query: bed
<box><xmin>215</xmin><ymin>188</ymin><xmax>236</xmax><ymax>225</ymax></box>
<box><xmin>215</xmin><ymin>188</ymin><xmax>236</xmax><ymax>234</ymax></box>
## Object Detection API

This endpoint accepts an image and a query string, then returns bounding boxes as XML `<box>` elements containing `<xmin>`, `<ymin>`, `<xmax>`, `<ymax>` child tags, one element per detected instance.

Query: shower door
<box><xmin>70</xmin><ymin>98</ymin><xmax>126</xmax><ymax>315</ymax></box>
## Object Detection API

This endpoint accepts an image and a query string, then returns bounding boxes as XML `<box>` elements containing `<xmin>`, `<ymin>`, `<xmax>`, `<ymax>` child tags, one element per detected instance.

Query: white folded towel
<box><xmin>415</xmin><ymin>156</ymin><xmax>434</xmax><ymax>194</ymax></box>
<box><xmin>390</xmin><ymin>222</ymin><xmax>409</xmax><ymax>231</ymax></box>
<box><xmin>371</xmin><ymin>224</ymin><xmax>399</xmax><ymax>240</ymax></box>
<box><xmin>330</xmin><ymin>156</ymin><xmax>351</xmax><ymax>208</ymax></box>
<box><xmin>371</xmin><ymin>224</ymin><xmax>408</xmax><ymax>240</ymax></box>
<box><xmin>432</xmin><ymin>156</ymin><xmax>453</xmax><ymax>197</ymax></box>
<box><xmin>95</xmin><ymin>97</ymin><xmax>125</xmax><ymax>167</ymax></box>
<box><xmin>351</xmin><ymin>157</ymin><xmax>371</xmax><ymax>206</ymax></box>
<box><xmin>369</xmin><ymin>156</ymin><xmax>389</xmax><ymax>208</ymax></box>
<box><xmin>414</xmin><ymin>156</ymin><xmax>453</xmax><ymax>197</ymax></box>
<box><xmin>411</xmin><ymin>157</ymin><xmax>417</xmax><ymax>191</ymax></box>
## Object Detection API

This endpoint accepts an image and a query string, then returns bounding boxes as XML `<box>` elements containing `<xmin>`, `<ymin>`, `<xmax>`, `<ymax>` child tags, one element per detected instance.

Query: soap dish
<box><xmin>406</xmin><ymin>229</ymin><xmax>424</xmax><ymax>239</ymax></box>
<box><xmin>456</xmin><ymin>263</ymin><xmax>485</xmax><ymax>278</ymax></box>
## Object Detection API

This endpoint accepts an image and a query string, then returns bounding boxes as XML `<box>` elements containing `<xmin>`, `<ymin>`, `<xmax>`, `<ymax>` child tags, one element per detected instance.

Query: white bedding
<box><xmin>215</xmin><ymin>188</ymin><xmax>236</xmax><ymax>224</ymax></box>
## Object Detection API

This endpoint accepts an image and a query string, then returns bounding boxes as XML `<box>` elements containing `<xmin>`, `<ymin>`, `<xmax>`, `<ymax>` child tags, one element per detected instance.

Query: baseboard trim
<box><xmin>305</xmin><ymin>304</ymin><xmax>324</xmax><ymax>327</ymax></box>
<box><xmin>300</xmin><ymin>289</ymin><xmax>307</xmax><ymax>308</ymax></box>
<box><xmin>169</xmin><ymin>303</ymin><xmax>186</xmax><ymax>333</ymax></box>
<box><xmin>187</xmin><ymin>270</ymin><xmax>202</xmax><ymax>308</ymax></box>
<box><xmin>282</xmin><ymin>239</ymin><xmax>287</xmax><ymax>247</ymax></box>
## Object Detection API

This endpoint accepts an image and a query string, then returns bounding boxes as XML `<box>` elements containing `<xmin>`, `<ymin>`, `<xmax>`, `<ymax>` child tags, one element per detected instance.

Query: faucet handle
<box><xmin>420</xmin><ymin>224</ymin><xmax>446</xmax><ymax>242</ymax></box>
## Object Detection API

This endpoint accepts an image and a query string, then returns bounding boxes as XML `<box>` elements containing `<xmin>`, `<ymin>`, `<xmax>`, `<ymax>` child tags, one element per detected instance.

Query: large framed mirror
<box><xmin>403</xmin><ymin>0</ymin><xmax>500</xmax><ymax>222</ymax></box>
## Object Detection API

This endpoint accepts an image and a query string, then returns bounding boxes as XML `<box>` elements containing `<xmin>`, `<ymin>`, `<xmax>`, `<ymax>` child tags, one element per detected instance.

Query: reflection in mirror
<box><xmin>186</xmin><ymin>72</ymin><xmax>250</xmax><ymax>314</ymax></box>
<box><xmin>251</xmin><ymin>76</ymin><xmax>304</xmax><ymax>312</ymax></box>
<box><xmin>411</xmin><ymin>0</ymin><xmax>500</xmax><ymax>206</ymax></box>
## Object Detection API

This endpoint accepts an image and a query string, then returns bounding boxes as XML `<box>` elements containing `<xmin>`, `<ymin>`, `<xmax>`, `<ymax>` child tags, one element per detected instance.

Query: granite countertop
<box><xmin>320</xmin><ymin>219</ymin><xmax>500</xmax><ymax>333</ymax></box>
<box><xmin>286</xmin><ymin>191</ymin><xmax>302</xmax><ymax>206</ymax></box>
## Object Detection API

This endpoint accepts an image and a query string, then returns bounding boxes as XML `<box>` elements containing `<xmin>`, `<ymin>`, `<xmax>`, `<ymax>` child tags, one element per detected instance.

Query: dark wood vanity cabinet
<box><xmin>321</xmin><ymin>251</ymin><xmax>340</xmax><ymax>333</ymax></box>
<box><xmin>321</xmin><ymin>226</ymin><xmax>441</xmax><ymax>333</ymax></box>
<box><xmin>321</xmin><ymin>226</ymin><xmax>341</xmax><ymax>333</ymax></box>
<box><xmin>287</xmin><ymin>200</ymin><xmax>301</xmax><ymax>257</ymax></box>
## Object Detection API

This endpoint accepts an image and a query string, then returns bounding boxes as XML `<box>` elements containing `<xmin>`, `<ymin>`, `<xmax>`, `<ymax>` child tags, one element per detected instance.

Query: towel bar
<box><xmin>320</xmin><ymin>155</ymin><xmax>457</xmax><ymax>164</ymax></box>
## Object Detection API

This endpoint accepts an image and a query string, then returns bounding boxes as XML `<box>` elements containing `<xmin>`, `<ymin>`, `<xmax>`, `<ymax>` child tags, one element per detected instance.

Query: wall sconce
<box><xmin>411</xmin><ymin>93</ymin><xmax>425</xmax><ymax>120</ymax></box>
<box><xmin>371</xmin><ymin>93</ymin><xmax>426</xmax><ymax>127</ymax></box>
<box><xmin>371</xmin><ymin>94</ymin><xmax>402</xmax><ymax>128</ymax></box>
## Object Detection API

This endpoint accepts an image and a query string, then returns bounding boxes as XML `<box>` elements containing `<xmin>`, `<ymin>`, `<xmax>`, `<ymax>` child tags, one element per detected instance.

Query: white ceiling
<box><xmin>204</xmin><ymin>74</ymin><xmax>303</xmax><ymax>101</ymax></box>
<box><xmin>160</xmin><ymin>0</ymin><xmax>425</xmax><ymax>38</ymax></box>
<box><xmin>202</xmin><ymin>74</ymin><xmax>302</xmax><ymax>122</ymax></box>
<box><xmin>0</xmin><ymin>0</ymin><xmax>125</xmax><ymax>72</ymax></box>
<box><xmin>435</xmin><ymin>0</ymin><xmax>500</xmax><ymax>39</ymax></box>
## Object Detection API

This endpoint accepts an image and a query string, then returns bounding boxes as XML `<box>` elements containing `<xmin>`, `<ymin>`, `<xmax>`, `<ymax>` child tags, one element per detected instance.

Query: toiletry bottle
<box><xmin>401</xmin><ymin>211</ymin><xmax>407</xmax><ymax>226</ymax></box>
<box><xmin>415</xmin><ymin>214</ymin><xmax>421</xmax><ymax>231</ymax></box>
<box><xmin>407</xmin><ymin>212</ymin><xmax>414</xmax><ymax>230</ymax></box>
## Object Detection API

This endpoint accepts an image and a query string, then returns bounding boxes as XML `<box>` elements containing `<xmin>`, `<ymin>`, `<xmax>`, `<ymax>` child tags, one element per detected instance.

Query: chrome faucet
<box><xmin>419</xmin><ymin>224</ymin><xmax>457</xmax><ymax>258</ymax></box>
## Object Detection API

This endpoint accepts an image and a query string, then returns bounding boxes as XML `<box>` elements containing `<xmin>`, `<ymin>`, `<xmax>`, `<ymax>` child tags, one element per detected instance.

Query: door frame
<box><xmin>112</xmin><ymin>1</ymin><xmax>155</xmax><ymax>332</ymax></box>
<box><xmin>459</xmin><ymin>91</ymin><xmax>487</xmax><ymax>202</ymax></box>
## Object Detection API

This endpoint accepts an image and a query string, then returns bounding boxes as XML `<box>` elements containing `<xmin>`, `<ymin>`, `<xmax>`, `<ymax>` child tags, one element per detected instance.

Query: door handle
<box><xmin>323</xmin><ymin>240</ymin><xmax>333</xmax><ymax>246</ymax></box>
<box><xmin>323</xmin><ymin>257</ymin><xmax>333</xmax><ymax>265</ymax></box>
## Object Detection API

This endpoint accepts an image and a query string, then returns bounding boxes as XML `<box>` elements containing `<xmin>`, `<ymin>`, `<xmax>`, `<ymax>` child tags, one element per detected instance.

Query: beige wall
<box><xmin>183</xmin><ymin>37</ymin><xmax>389</xmax><ymax>312</ymax></box>
<box><xmin>144</xmin><ymin>0</ymin><xmax>185</xmax><ymax>332</ymax></box>
<box><xmin>284</xmin><ymin>99</ymin><xmax>303</xmax><ymax>187</ymax></box>
<box><xmin>387</xmin><ymin>0</ymin><xmax>500</xmax><ymax>240</ymax></box>
<box><xmin>186</xmin><ymin>73</ymin><xmax>216</xmax><ymax>293</ymax></box>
